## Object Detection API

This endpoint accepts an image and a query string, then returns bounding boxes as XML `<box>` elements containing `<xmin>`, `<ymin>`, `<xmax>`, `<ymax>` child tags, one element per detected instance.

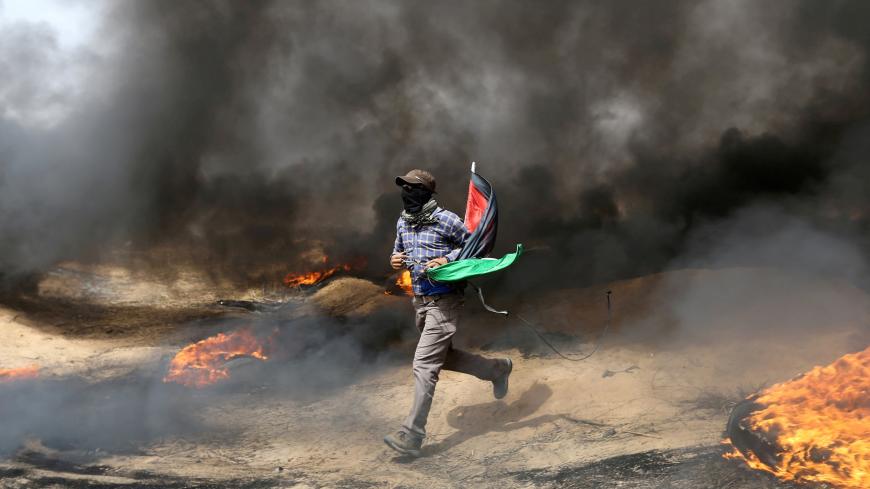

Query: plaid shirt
<box><xmin>393</xmin><ymin>207</ymin><xmax>469</xmax><ymax>296</ymax></box>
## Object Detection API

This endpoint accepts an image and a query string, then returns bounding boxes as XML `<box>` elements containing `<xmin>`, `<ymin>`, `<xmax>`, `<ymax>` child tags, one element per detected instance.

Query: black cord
<box><xmin>470</xmin><ymin>282</ymin><xmax>612</xmax><ymax>362</ymax></box>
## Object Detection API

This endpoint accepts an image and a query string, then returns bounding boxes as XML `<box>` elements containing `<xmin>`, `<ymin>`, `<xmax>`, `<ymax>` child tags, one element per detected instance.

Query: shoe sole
<box><xmin>494</xmin><ymin>358</ymin><xmax>513</xmax><ymax>400</ymax></box>
<box><xmin>383</xmin><ymin>436</ymin><xmax>421</xmax><ymax>458</ymax></box>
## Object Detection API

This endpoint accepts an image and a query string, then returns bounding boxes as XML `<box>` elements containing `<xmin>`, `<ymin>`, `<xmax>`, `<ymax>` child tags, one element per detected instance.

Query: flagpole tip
<box><xmin>471</xmin><ymin>161</ymin><xmax>476</xmax><ymax>173</ymax></box>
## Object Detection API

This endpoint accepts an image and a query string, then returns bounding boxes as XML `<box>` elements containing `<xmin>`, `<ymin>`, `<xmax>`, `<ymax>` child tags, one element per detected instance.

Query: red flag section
<box><xmin>464</xmin><ymin>179</ymin><xmax>488</xmax><ymax>232</ymax></box>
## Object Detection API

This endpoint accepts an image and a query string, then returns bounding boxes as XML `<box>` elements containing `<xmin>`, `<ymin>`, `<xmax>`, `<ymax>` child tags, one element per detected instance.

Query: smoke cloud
<box><xmin>0</xmin><ymin>0</ymin><xmax>868</xmax><ymax>289</ymax></box>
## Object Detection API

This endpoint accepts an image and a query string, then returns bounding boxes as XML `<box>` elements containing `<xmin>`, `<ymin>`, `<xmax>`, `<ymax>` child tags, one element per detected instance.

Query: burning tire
<box><xmin>726</xmin><ymin>397</ymin><xmax>781</xmax><ymax>471</ymax></box>
<box><xmin>723</xmin><ymin>346</ymin><xmax>870</xmax><ymax>489</ymax></box>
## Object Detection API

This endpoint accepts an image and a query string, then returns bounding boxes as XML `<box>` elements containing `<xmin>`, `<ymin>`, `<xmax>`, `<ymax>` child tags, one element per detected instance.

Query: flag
<box><xmin>427</xmin><ymin>162</ymin><xmax>523</xmax><ymax>283</ymax></box>
<box><xmin>458</xmin><ymin>162</ymin><xmax>498</xmax><ymax>260</ymax></box>
<box><xmin>427</xmin><ymin>244</ymin><xmax>523</xmax><ymax>283</ymax></box>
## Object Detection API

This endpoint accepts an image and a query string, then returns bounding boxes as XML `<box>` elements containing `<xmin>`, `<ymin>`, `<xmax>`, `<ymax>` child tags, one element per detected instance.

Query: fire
<box><xmin>725</xmin><ymin>345</ymin><xmax>870</xmax><ymax>488</ymax></box>
<box><xmin>0</xmin><ymin>365</ymin><xmax>39</xmax><ymax>382</ymax></box>
<box><xmin>283</xmin><ymin>255</ymin><xmax>364</xmax><ymax>287</ymax></box>
<box><xmin>163</xmin><ymin>329</ymin><xmax>269</xmax><ymax>388</ymax></box>
<box><xmin>396</xmin><ymin>270</ymin><xmax>413</xmax><ymax>296</ymax></box>
<box><xmin>283</xmin><ymin>264</ymin><xmax>350</xmax><ymax>287</ymax></box>
<box><xmin>385</xmin><ymin>270</ymin><xmax>414</xmax><ymax>296</ymax></box>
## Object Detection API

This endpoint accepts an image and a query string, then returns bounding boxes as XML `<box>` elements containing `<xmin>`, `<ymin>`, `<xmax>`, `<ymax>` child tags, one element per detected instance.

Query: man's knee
<box><xmin>412</xmin><ymin>361</ymin><xmax>440</xmax><ymax>385</ymax></box>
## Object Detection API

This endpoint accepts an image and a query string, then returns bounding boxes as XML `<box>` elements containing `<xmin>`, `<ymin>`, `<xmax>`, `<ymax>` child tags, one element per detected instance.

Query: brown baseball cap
<box><xmin>395</xmin><ymin>169</ymin><xmax>436</xmax><ymax>193</ymax></box>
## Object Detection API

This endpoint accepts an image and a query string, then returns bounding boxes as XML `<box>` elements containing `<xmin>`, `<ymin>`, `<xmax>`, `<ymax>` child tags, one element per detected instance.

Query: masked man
<box><xmin>383</xmin><ymin>169</ymin><xmax>513</xmax><ymax>457</ymax></box>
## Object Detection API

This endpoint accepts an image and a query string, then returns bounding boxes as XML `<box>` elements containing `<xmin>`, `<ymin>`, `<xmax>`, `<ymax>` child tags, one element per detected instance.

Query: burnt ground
<box><xmin>0</xmin><ymin>292</ymin><xmax>227</xmax><ymax>342</ymax></box>
<box><xmin>509</xmin><ymin>447</ymin><xmax>806</xmax><ymax>489</ymax></box>
<box><xmin>0</xmin><ymin>446</ymin><xmax>804</xmax><ymax>488</ymax></box>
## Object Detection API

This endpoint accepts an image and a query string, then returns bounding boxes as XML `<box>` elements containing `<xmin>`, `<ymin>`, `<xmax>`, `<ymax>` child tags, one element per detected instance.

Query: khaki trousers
<box><xmin>402</xmin><ymin>293</ymin><xmax>502</xmax><ymax>440</ymax></box>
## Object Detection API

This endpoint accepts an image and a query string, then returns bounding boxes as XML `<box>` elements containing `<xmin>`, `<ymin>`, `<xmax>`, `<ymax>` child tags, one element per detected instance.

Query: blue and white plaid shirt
<box><xmin>393</xmin><ymin>207</ymin><xmax>470</xmax><ymax>296</ymax></box>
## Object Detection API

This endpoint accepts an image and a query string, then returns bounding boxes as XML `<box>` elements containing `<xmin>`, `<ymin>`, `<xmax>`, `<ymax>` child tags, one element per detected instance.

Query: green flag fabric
<box><xmin>426</xmin><ymin>244</ymin><xmax>523</xmax><ymax>283</ymax></box>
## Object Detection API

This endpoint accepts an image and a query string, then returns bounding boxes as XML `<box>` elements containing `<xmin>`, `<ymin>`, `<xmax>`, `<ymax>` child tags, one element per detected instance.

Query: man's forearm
<box><xmin>445</xmin><ymin>248</ymin><xmax>461</xmax><ymax>262</ymax></box>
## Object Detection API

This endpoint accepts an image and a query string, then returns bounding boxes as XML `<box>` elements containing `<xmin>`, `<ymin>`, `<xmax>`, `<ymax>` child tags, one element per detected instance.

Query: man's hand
<box><xmin>425</xmin><ymin>257</ymin><xmax>449</xmax><ymax>269</ymax></box>
<box><xmin>390</xmin><ymin>253</ymin><xmax>407</xmax><ymax>270</ymax></box>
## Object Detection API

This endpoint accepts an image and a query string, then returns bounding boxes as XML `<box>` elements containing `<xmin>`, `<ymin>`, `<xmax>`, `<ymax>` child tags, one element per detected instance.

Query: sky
<box><xmin>0</xmin><ymin>0</ymin><xmax>101</xmax><ymax>49</ymax></box>
<box><xmin>0</xmin><ymin>0</ymin><xmax>104</xmax><ymax>126</ymax></box>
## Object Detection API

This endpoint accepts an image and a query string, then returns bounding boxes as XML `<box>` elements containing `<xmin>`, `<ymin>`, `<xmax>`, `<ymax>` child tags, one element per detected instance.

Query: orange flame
<box><xmin>0</xmin><ymin>365</ymin><xmax>39</xmax><ymax>382</ymax></box>
<box><xmin>725</xmin><ymin>345</ymin><xmax>870</xmax><ymax>488</ymax></box>
<box><xmin>396</xmin><ymin>270</ymin><xmax>413</xmax><ymax>296</ymax></box>
<box><xmin>283</xmin><ymin>264</ymin><xmax>350</xmax><ymax>287</ymax></box>
<box><xmin>283</xmin><ymin>254</ymin><xmax>363</xmax><ymax>288</ymax></box>
<box><xmin>163</xmin><ymin>329</ymin><xmax>268</xmax><ymax>388</ymax></box>
<box><xmin>384</xmin><ymin>270</ymin><xmax>414</xmax><ymax>296</ymax></box>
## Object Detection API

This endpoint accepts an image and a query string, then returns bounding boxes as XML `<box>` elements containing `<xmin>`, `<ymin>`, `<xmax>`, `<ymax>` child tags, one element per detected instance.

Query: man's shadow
<box><xmin>419</xmin><ymin>382</ymin><xmax>560</xmax><ymax>456</ymax></box>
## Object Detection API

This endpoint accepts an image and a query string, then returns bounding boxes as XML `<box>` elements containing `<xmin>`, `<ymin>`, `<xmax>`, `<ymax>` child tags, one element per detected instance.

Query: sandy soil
<box><xmin>0</xmin><ymin>266</ymin><xmax>867</xmax><ymax>488</ymax></box>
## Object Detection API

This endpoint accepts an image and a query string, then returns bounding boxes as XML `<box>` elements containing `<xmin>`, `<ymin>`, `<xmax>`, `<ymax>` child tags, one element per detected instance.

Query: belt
<box><xmin>414</xmin><ymin>290</ymin><xmax>461</xmax><ymax>302</ymax></box>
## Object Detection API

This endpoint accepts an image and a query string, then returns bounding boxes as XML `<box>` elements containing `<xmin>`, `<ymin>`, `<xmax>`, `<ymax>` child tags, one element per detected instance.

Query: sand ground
<box><xmin>0</xmin><ymin>266</ymin><xmax>867</xmax><ymax>488</ymax></box>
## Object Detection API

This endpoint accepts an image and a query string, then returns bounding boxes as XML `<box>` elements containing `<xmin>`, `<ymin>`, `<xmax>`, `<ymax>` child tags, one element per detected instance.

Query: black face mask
<box><xmin>401</xmin><ymin>186</ymin><xmax>433</xmax><ymax>213</ymax></box>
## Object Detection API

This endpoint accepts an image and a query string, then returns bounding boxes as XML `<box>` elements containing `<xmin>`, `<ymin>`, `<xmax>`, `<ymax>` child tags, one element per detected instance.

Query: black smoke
<box><xmin>0</xmin><ymin>0</ymin><xmax>869</xmax><ymax>290</ymax></box>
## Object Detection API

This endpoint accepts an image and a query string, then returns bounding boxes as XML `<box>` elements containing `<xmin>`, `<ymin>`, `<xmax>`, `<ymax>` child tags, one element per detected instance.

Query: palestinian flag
<box><xmin>427</xmin><ymin>163</ymin><xmax>523</xmax><ymax>283</ymax></box>
<box><xmin>459</xmin><ymin>162</ymin><xmax>498</xmax><ymax>260</ymax></box>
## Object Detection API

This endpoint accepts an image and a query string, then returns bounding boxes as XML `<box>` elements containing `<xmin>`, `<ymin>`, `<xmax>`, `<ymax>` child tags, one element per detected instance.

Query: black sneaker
<box><xmin>493</xmin><ymin>358</ymin><xmax>513</xmax><ymax>399</ymax></box>
<box><xmin>383</xmin><ymin>431</ymin><xmax>422</xmax><ymax>457</ymax></box>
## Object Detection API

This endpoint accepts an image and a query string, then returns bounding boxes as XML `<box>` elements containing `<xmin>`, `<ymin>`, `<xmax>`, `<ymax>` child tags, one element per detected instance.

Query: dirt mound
<box><xmin>309</xmin><ymin>277</ymin><xmax>403</xmax><ymax>317</ymax></box>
